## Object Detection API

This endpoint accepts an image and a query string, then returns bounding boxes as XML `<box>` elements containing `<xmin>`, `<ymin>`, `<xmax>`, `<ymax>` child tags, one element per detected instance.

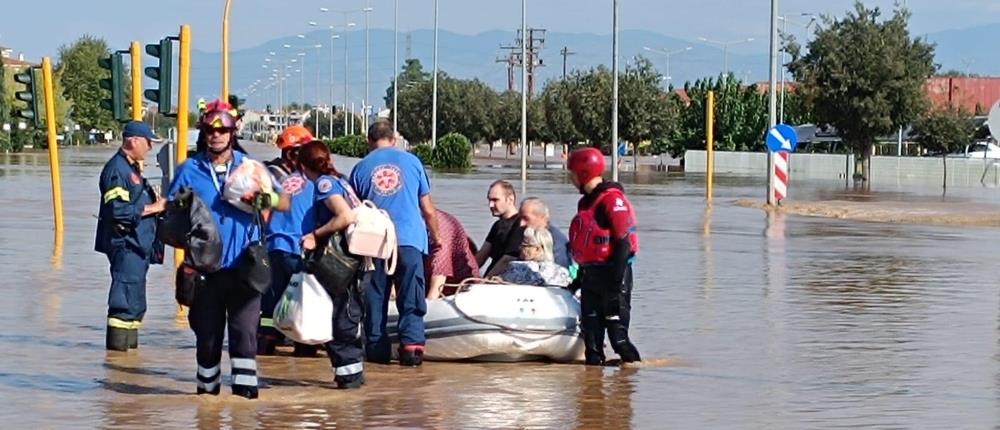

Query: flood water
<box><xmin>2</xmin><ymin>142</ymin><xmax>1000</xmax><ymax>428</ymax></box>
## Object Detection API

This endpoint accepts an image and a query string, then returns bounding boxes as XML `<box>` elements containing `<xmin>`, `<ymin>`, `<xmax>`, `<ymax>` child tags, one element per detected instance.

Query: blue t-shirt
<box><xmin>266</xmin><ymin>172</ymin><xmax>315</xmax><ymax>255</ymax></box>
<box><xmin>167</xmin><ymin>151</ymin><xmax>262</xmax><ymax>269</ymax></box>
<box><xmin>313</xmin><ymin>175</ymin><xmax>359</xmax><ymax>227</ymax></box>
<box><xmin>349</xmin><ymin>147</ymin><xmax>431</xmax><ymax>254</ymax></box>
<box><xmin>548</xmin><ymin>225</ymin><xmax>572</xmax><ymax>268</ymax></box>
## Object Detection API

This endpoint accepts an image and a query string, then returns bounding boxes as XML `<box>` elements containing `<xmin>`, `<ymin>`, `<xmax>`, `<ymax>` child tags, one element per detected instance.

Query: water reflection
<box><xmin>5</xmin><ymin>144</ymin><xmax>1000</xmax><ymax>428</ymax></box>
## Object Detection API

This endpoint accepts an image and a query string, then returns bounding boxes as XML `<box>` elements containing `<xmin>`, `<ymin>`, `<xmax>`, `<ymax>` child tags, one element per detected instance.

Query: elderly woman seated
<box><xmin>497</xmin><ymin>227</ymin><xmax>572</xmax><ymax>287</ymax></box>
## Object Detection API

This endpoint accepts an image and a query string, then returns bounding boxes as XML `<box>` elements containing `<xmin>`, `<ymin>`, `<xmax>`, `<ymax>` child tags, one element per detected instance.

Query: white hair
<box><xmin>522</xmin><ymin>226</ymin><xmax>555</xmax><ymax>262</ymax></box>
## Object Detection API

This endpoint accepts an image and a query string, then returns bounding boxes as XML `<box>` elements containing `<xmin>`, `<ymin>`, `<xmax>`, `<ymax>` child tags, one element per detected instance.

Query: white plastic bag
<box><xmin>223</xmin><ymin>159</ymin><xmax>274</xmax><ymax>213</ymax></box>
<box><xmin>272</xmin><ymin>273</ymin><xmax>334</xmax><ymax>345</ymax></box>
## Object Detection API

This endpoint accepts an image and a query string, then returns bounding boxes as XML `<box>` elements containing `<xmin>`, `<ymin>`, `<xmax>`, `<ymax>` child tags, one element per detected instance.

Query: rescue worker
<box><xmin>566</xmin><ymin>147</ymin><xmax>642</xmax><ymax>366</ymax></box>
<box><xmin>168</xmin><ymin>100</ymin><xmax>283</xmax><ymax>399</ymax></box>
<box><xmin>350</xmin><ymin>120</ymin><xmax>442</xmax><ymax>366</ymax></box>
<box><xmin>95</xmin><ymin>121</ymin><xmax>166</xmax><ymax>351</ymax></box>
<box><xmin>258</xmin><ymin>125</ymin><xmax>316</xmax><ymax>356</ymax></box>
<box><xmin>298</xmin><ymin>140</ymin><xmax>365</xmax><ymax>388</ymax></box>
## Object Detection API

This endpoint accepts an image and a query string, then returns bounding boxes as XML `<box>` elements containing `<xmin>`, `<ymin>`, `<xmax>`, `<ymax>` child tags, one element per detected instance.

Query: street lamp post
<box><xmin>642</xmin><ymin>46</ymin><xmax>693</xmax><ymax>83</ymax></box>
<box><xmin>363</xmin><ymin>5</ymin><xmax>374</xmax><ymax>129</ymax></box>
<box><xmin>611</xmin><ymin>0</ymin><xmax>620</xmax><ymax>182</ymax></box>
<box><xmin>777</xmin><ymin>13</ymin><xmax>816</xmax><ymax>123</ymax></box>
<box><xmin>520</xmin><ymin>0</ymin><xmax>528</xmax><ymax>189</ymax></box>
<box><xmin>697</xmin><ymin>36</ymin><xmax>755</xmax><ymax>76</ymax></box>
<box><xmin>432</xmin><ymin>0</ymin><xmax>439</xmax><ymax>148</ymax></box>
<box><xmin>393</xmin><ymin>0</ymin><xmax>399</xmax><ymax>132</ymax></box>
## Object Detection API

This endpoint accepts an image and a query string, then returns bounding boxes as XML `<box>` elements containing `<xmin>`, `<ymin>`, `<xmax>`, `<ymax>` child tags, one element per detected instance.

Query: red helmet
<box><xmin>567</xmin><ymin>147</ymin><xmax>605</xmax><ymax>185</ymax></box>
<box><xmin>277</xmin><ymin>125</ymin><xmax>314</xmax><ymax>149</ymax></box>
<box><xmin>199</xmin><ymin>99</ymin><xmax>238</xmax><ymax>130</ymax></box>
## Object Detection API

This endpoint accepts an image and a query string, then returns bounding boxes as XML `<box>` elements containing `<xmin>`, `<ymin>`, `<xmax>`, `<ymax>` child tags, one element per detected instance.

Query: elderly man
<box><xmin>519</xmin><ymin>197</ymin><xmax>571</xmax><ymax>268</ymax></box>
<box><xmin>95</xmin><ymin>121</ymin><xmax>166</xmax><ymax>351</ymax></box>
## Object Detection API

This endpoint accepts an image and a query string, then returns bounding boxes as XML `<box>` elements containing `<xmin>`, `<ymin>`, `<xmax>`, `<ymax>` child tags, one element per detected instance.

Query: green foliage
<box><xmin>787</xmin><ymin>1</ymin><xmax>935</xmax><ymax>179</ymax></box>
<box><xmin>0</xmin><ymin>64</ymin><xmax>8</xmax><ymax>150</ymax></box>
<box><xmin>665</xmin><ymin>74</ymin><xmax>767</xmax><ymax>157</ymax></box>
<box><xmin>912</xmin><ymin>106</ymin><xmax>975</xmax><ymax>155</ymax></box>
<box><xmin>304</xmin><ymin>110</ymin><xmax>361</xmax><ymax>140</ymax></box>
<box><xmin>325</xmin><ymin>134</ymin><xmax>368</xmax><ymax>158</ymax></box>
<box><xmin>57</xmin><ymin>35</ymin><xmax>114</xmax><ymax>131</ymax></box>
<box><xmin>409</xmin><ymin>143</ymin><xmax>434</xmax><ymax>165</ymax></box>
<box><xmin>395</xmin><ymin>71</ymin><xmax>497</xmax><ymax>145</ymax></box>
<box><xmin>432</xmin><ymin>132</ymin><xmax>473</xmax><ymax>169</ymax></box>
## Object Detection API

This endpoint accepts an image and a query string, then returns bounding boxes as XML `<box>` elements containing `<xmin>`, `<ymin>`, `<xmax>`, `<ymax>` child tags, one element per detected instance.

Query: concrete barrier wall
<box><xmin>684</xmin><ymin>150</ymin><xmax>1000</xmax><ymax>187</ymax></box>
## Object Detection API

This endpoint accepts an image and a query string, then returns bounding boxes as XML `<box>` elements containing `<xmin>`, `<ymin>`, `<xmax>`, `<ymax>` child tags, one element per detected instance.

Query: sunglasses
<box><xmin>207</xmin><ymin>128</ymin><xmax>233</xmax><ymax>135</ymax></box>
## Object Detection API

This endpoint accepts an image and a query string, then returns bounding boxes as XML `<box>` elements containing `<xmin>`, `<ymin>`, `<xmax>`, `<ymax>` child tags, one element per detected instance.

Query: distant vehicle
<box><xmin>958</xmin><ymin>141</ymin><xmax>1000</xmax><ymax>159</ymax></box>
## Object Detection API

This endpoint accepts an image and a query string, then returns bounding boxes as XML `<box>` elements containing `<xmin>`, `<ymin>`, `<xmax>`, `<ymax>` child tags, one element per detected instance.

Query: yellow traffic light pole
<box><xmin>130</xmin><ymin>41</ymin><xmax>143</xmax><ymax>121</ymax></box>
<box><xmin>222</xmin><ymin>0</ymin><xmax>233</xmax><ymax>101</ymax></box>
<box><xmin>174</xmin><ymin>24</ymin><xmax>192</xmax><ymax>270</ymax></box>
<box><xmin>41</xmin><ymin>57</ymin><xmax>63</xmax><ymax>234</ymax></box>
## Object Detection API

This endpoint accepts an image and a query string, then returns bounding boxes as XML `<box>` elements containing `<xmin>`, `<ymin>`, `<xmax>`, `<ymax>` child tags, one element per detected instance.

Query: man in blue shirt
<box><xmin>95</xmin><ymin>121</ymin><xmax>166</xmax><ymax>351</ymax></box>
<box><xmin>350</xmin><ymin>120</ymin><xmax>442</xmax><ymax>366</ymax></box>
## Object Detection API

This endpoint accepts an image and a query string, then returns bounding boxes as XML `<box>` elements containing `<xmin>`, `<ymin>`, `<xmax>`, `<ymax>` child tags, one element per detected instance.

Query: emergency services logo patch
<box><xmin>613</xmin><ymin>197</ymin><xmax>627</xmax><ymax>212</ymax></box>
<box><xmin>129</xmin><ymin>172</ymin><xmax>141</xmax><ymax>185</ymax></box>
<box><xmin>283</xmin><ymin>175</ymin><xmax>307</xmax><ymax>195</ymax></box>
<box><xmin>317</xmin><ymin>178</ymin><xmax>333</xmax><ymax>194</ymax></box>
<box><xmin>372</xmin><ymin>164</ymin><xmax>403</xmax><ymax>196</ymax></box>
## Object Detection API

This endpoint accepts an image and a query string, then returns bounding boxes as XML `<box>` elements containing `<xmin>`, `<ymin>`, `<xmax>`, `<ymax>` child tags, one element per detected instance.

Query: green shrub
<box><xmin>325</xmin><ymin>134</ymin><xmax>368</xmax><ymax>158</ymax></box>
<box><xmin>409</xmin><ymin>143</ymin><xmax>435</xmax><ymax>166</ymax></box>
<box><xmin>431</xmin><ymin>132</ymin><xmax>472</xmax><ymax>170</ymax></box>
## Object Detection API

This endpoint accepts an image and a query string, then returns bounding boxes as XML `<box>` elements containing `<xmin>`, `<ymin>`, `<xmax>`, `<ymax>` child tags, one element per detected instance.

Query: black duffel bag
<box><xmin>175</xmin><ymin>263</ymin><xmax>206</xmax><ymax>307</ymax></box>
<box><xmin>157</xmin><ymin>187</ymin><xmax>222</xmax><ymax>273</ymax></box>
<box><xmin>238</xmin><ymin>209</ymin><xmax>272</xmax><ymax>295</ymax></box>
<box><xmin>305</xmin><ymin>232</ymin><xmax>360</xmax><ymax>297</ymax></box>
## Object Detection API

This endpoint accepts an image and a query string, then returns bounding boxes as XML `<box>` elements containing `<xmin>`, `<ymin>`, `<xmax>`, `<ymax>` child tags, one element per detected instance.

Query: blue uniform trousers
<box><xmin>189</xmin><ymin>269</ymin><xmax>261</xmax><ymax>396</ymax></box>
<box><xmin>364</xmin><ymin>246</ymin><xmax>426</xmax><ymax>363</ymax></box>
<box><xmin>106</xmin><ymin>246</ymin><xmax>149</xmax><ymax>325</ymax></box>
<box><xmin>325</xmin><ymin>282</ymin><xmax>365</xmax><ymax>387</ymax></box>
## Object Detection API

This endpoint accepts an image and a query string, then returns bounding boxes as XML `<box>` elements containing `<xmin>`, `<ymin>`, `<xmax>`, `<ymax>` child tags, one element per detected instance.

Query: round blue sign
<box><xmin>766</xmin><ymin>124</ymin><xmax>798</xmax><ymax>153</ymax></box>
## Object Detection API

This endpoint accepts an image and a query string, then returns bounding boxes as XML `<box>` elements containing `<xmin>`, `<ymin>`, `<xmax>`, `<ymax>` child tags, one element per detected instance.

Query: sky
<box><xmin>2</xmin><ymin>0</ymin><xmax>1000</xmax><ymax>60</ymax></box>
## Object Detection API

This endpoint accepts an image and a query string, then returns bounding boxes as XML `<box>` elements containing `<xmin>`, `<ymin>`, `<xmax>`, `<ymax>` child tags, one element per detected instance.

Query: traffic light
<box><xmin>98</xmin><ymin>52</ymin><xmax>127</xmax><ymax>122</ymax></box>
<box><xmin>144</xmin><ymin>38</ymin><xmax>173</xmax><ymax>116</ymax></box>
<box><xmin>13</xmin><ymin>67</ymin><xmax>42</xmax><ymax>127</ymax></box>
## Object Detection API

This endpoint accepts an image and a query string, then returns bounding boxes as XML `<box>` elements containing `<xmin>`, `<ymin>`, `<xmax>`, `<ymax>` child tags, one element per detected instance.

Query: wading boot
<box><xmin>398</xmin><ymin>345</ymin><xmax>424</xmax><ymax>367</ymax></box>
<box><xmin>293</xmin><ymin>343</ymin><xmax>318</xmax><ymax>357</ymax></box>
<box><xmin>106</xmin><ymin>326</ymin><xmax>129</xmax><ymax>352</ymax></box>
<box><xmin>127</xmin><ymin>329</ymin><xmax>138</xmax><ymax>349</ymax></box>
<box><xmin>232</xmin><ymin>386</ymin><xmax>259</xmax><ymax>400</ymax></box>
<box><xmin>256</xmin><ymin>334</ymin><xmax>277</xmax><ymax>356</ymax></box>
<box><xmin>336</xmin><ymin>374</ymin><xmax>365</xmax><ymax>390</ymax></box>
<box><xmin>196</xmin><ymin>385</ymin><xmax>221</xmax><ymax>396</ymax></box>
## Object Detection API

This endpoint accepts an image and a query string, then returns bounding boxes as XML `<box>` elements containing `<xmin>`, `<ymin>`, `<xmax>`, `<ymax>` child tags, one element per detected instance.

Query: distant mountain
<box><xmin>186</xmin><ymin>24</ymin><xmax>1000</xmax><ymax>110</ymax></box>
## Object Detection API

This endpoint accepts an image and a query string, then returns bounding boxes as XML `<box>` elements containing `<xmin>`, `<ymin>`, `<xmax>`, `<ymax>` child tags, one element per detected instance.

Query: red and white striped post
<box><xmin>772</xmin><ymin>150</ymin><xmax>789</xmax><ymax>203</ymax></box>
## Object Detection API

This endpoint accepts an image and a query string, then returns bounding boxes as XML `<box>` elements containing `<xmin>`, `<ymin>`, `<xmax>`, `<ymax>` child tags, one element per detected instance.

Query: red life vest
<box><xmin>569</xmin><ymin>187</ymin><xmax>639</xmax><ymax>265</ymax></box>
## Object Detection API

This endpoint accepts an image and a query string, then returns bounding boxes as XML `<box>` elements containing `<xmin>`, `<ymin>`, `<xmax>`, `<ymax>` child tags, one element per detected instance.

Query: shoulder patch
<box><xmin>129</xmin><ymin>172</ymin><xmax>142</xmax><ymax>185</ymax></box>
<box><xmin>317</xmin><ymin>178</ymin><xmax>333</xmax><ymax>194</ymax></box>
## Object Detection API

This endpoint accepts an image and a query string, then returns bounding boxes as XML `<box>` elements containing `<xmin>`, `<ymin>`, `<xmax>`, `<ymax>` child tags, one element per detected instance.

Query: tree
<box><xmin>619</xmin><ymin>57</ymin><xmax>672</xmax><ymax>154</ymax></box>
<box><xmin>57</xmin><ymin>35</ymin><xmax>114</xmax><ymax>131</ymax></box>
<box><xmin>0</xmin><ymin>62</ymin><xmax>8</xmax><ymax>150</ymax></box>
<box><xmin>668</xmin><ymin>74</ymin><xmax>767</xmax><ymax>156</ymax></box>
<box><xmin>304</xmin><ymin>110</ymin><xmax>361</xmax><ymax>139</ymax></box>
<box><xmin>787</xmin><ymin>2</ymin><xmax>935</xmax><ymax>184</ymax></box>
<box><xmin>385</xmin><ymin>58</ymin><xmax>431</xmax><ymax>116</ymax></box>
<box><xmin>912</xmin><ymin>106</ymin><xmax>975</xmax><ymax>190</ymax></box>
<box><xmin>539</xmin><ymin>78</ymin><xmax>582</xmax><ymax>146</ymax></box>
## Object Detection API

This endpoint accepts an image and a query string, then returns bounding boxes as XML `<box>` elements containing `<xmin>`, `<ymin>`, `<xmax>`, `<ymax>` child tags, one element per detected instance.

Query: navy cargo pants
<box><xmin>106</xmin><ymin>246</ymin><xmax>149</xmax><ymax>329</ymax></box>
<box><xmin>364</xmin><ymin>246</ymin><xmax>427</xmax><ymax>363</ymax></box>
<box><xmin>325</xmin><ymin>281</ymin><xmax>365</xmax><ymax>388</ymax></box>
<box><xmin>189</xmin><ymin>269</ymin><xmax>261</xmax><ymax>398</ymax></box>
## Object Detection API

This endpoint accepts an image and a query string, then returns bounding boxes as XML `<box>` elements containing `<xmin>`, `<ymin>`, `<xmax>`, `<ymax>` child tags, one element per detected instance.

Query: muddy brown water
<box><xmin>2</xmin><ymin>143</ymin><xmax>1000</xmax><ymax>428</ymax></box>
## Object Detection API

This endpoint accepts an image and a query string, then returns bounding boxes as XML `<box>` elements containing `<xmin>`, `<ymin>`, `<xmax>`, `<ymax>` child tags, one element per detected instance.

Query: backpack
<box><xmin>346</xmin><ymin>200</ymin><xmax>398</xmax><ymax>275</ymax></box>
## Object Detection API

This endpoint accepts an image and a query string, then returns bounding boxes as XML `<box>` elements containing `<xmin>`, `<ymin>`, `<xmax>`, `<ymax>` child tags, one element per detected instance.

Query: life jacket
<box><xmin>568</xmin><ymin>182</ymin><xmax>639</xmax><ymax>265</ymax></box>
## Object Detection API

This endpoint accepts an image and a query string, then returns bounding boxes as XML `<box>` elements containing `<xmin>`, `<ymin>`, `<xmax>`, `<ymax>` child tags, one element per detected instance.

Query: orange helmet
<box><xmin>277</xmin><ymin>125</ymin><xmax>315</xmax><ymax>150</ymax></box>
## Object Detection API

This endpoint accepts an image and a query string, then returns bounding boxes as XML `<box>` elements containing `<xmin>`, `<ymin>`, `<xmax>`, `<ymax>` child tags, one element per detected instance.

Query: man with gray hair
<box><xmin>519</xmin><ymin>197</ymin><xmax>571</xmax><ymax>268</ymax></box>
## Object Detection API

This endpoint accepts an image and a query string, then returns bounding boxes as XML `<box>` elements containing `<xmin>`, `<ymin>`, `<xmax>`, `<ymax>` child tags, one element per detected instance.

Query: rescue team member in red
<box><xmin>567</xmin><ymin>147</ymin><xmax>641</xmax><ymax>366</ymax></box>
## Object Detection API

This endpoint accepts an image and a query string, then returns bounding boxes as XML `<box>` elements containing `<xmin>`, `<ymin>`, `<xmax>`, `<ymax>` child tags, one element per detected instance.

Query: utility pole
<box><xmin>498</xmin><ymin>28</ymin><xmax>546</xmax><ymax>97</ymax></box>
<box><xmin>560</xmin><ymin>46</ymin><xmax>575</xmax><ymax>79</ymax></box>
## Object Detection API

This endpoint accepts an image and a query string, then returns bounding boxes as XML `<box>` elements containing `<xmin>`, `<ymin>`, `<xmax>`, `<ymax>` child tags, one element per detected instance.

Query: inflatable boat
<box><xmin>387</xmin><ymin>283</ymin><xmax>584</xmax><ymax>362</ymax></box>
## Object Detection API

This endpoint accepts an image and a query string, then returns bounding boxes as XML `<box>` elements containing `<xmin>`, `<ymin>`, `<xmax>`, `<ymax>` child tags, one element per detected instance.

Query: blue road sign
<box><xmin>766</xmin><ymin>123</ymin><xmax>798</xmax><ymax>152</ymax></box>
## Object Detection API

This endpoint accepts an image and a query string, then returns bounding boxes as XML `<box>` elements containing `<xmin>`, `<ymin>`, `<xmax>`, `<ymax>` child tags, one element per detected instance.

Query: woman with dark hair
<box><xmin>297</xmin><ymin>140</ymin><xmax>366</xmax><ymax>389</ymax></box>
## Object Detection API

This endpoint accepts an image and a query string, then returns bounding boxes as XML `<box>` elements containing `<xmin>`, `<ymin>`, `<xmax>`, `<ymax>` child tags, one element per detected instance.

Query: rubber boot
<box><xmin>106</xmin><ymin>326</ymin><xmax>129</xmax><ymax>352</ymax></box>
<box><xmin>232</xmin><ymin>385</ymin><xmax>259</xmax><ymax>399</ymax></box>
<box><xmin>196</xmin><ymin>385</ymin><xmax>220</xmax><ymax>396</ymax></box>
<box><xmin>257</xmin><ymin>334</ymin><xmax>278</xmax><ymax>356</ymax></box>
<box><xmin>293</xmin><ymin>343</ymin><xmax>318</xmax><ymax>357</ymax></box>
<box><xmin>127</xmin><ymin>329</ymin><xmax>138</xmax><ymax>349</ymax></box>
<box><xmin>398</xmin><ymin>345</ymin><xmax>424</xmax><ymax>367</ymax></box>
<box><xmin>336</xmin><ymin>373</ymin><xmax>365</xmax><ymax>389</ymax></box>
